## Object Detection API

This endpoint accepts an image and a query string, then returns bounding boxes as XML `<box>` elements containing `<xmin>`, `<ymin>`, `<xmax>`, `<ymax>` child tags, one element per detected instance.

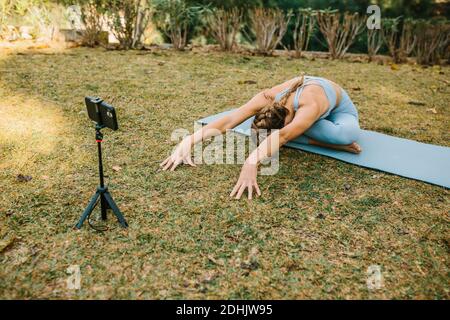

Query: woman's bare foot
<box><xmin>309</xmin><ymin>139</ymin><xmax>362</xmax><ymax>154</ymax></box>
<box><xmin>338</xmin><ymin>142</ymin><xmax>362</xmax><ymax>154</ymax></box>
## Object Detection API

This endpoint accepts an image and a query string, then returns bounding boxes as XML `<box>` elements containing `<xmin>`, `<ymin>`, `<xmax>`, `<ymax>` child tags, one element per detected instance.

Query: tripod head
<box><xmin>95</xmin><ymin>123</ymin><xmax>105</xmax><ymax>142</ymax></box>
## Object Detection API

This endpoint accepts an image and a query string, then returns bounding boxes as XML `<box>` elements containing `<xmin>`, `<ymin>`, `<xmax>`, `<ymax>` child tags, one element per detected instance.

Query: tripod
<box><xmin>75</xmin><ymin>124</ymin><xmax>128</xmax><ymax>229</ymax></box>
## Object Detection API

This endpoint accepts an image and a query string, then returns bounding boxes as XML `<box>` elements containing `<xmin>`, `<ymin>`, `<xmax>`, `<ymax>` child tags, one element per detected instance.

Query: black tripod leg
<box><xmin>76</xmin><ymin>191</ymin><xmax>100</xmax><ymax>229</ymax></box>
<box><xmin>103</xmin><ymin>191</ymin><xmax>128</xmax><ymax>228</ymax></box>
<box><xmin>100</xmin><ymin>195</ymin><xmax>107</xmax><ymax>220</ymax></box>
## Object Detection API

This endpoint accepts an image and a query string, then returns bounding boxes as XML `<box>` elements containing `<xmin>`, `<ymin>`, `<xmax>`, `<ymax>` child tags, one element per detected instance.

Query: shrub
<box><xmin>367</xmin><ymin>27</ymin><xmax>383</xmax><ymax>62</ymax></box>
<box><xmin>59</xmin><ymin>0</ymin><xmax>107</xmax><ymax>46</ymax></box>
<box><xmin>292</xmin><ymin>8</ymin><xmax>316</xmax><ymax>58</ymax></box>
<box><xmin>204</xmin><ymin>7</ymin><xmax>242</xmax><ymax>51</ymax></box>
<box><xmin>106</xmin><ymin>0</ymin><xmax>152</xmax><ymax>49</ymax></box>
<box><xmin>0</xmin><ymin>0</ymin><xmax>42</xmax><ymax>40</ymax></box>
<box><xmin>399</xmin><ymin>19</ymin><xmax>418</xmax><ymax>61</ymax></box>
<box><xmin>78</xmin><ymin>0</ymin><xmax>105</xmax><ymax>47</ymax></box>
<box><xmin>249</xmin><ymin>7</ymin><xmax>292</xmax><ymax>55</ymax></box>
<box><xmin>414</xmin><ymin>20</ymin><xmax>450</xmax><ymax>65</ymax></box>
<box><xmin>0</xmin><ymin>0</ymin><xmax>61</xmax><ymax>40</ymax></box>
<box><xmin>27</xmin><ymin>5</ymin><xmax>54</xmax><ymax>39</ymax></box>
<box><xmin>316</xmin><ymin>9</ymin><xmax>365</xmax><ymax>59</ymax></box>
<box><xmin>152</xmin><ymin>0</ymin><xmax>203</xmax><ymax>50</ymax></box>
<box><xmin>381</xmin><ymin>17</ymin><xmax>416</xmax><ymax>63</ymax></box>
<box><xmin>0</xmin><ymin>0</ymin><xmax>16</xmax><ymax>39</ymax></box>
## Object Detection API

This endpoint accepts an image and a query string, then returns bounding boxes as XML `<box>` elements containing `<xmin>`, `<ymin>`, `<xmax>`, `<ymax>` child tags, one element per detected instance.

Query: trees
<box><xmin>382</xmin><ymin>0</ymin><xmax>436</xmax><ymax>19</ymax></box>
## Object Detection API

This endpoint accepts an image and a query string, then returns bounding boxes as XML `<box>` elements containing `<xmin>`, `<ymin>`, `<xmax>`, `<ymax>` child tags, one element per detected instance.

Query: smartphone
<box><xmin>85</xmin><ymin>96</ymin><xmax>119</xmax><ymax>131</ymax></box>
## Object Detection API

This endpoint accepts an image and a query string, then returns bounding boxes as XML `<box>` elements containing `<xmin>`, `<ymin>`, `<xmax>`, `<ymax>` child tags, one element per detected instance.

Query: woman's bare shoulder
<box><xmin>264</xmin><ymin>77</ymin><xmax>303</xmax><ymax>99</ymax></box>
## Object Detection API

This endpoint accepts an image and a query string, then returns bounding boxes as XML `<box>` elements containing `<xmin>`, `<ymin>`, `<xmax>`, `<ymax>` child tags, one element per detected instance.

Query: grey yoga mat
<box><xmin>198</xmin><ymin>110</ymin><xmax>450</xmax><ymax>189</ymax></box>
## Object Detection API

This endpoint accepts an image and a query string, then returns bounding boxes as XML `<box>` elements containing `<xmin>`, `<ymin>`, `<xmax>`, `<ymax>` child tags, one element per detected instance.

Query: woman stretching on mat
<box><xmin>160</xmin><ymin>75</ymin><xmax>362</xmax><ymax>199</ymax></box>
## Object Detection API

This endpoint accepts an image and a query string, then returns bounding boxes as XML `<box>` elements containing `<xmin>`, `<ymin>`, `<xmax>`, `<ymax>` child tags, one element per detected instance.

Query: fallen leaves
<box><xmin>316</xmin><ymin>213</ymin><xmax>326</xmax><ymax>219</ymax></box>
<box><xmin>390</xmin><ymin>63</ymin><xmax>400</xmax><ymax>71</ymax></box>
<box><xmin>408</xmin><ymin>101</ymin><xmax>426</xmax><ymax>106</ymax></box>
<box><xmin>16</xmin><ymin>174</ymin><xmax>32</xmax><ymax>182</ymax></box>
<box><xmin>26</xmin><ymin>44</ymin><xmax>50</xmax><ymax>50</ymax></box>
<box><xmin>112</xmin><ymin>165</ymin><xmax>122</xmax><ymax>172</ymax></box>
<box><xmin>207</xmin><ymin>255</ymin><xmax>225</xmax><ymax>267</ymax></box>
<box><xmin>0</xmin><ymin>223</ymin><xmax>16</xmax><ymax>252</ymax></box>
<box><xmin>407</xmin><ymin>102</ymin><xmax>440</xmax><ymax>114</ymax></box>
<box><xmin>240</xmin><ymin>246</ymin><xmax>260</xmax><ymax>272</ymax></box>
<box><xmin>238</xmin><ymin>80</ymin><xmax>257</xmax><ymax>85</ymax></box>
<box><xmin>0</xmin><ymin>235</ymin><xmax>15</xmax><ymax>253</ymax></box>
<box><xmin>199</xmin><ymin>271</ymin><xmax>217</xmax><ymax>284</ymax></box>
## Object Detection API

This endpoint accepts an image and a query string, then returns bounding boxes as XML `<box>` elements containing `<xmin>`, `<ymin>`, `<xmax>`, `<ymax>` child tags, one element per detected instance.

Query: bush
<box><xmin>204</xmin><ymin>7</ymin><xmax>242</xmax><ymax>51</ymax></box>
<box><xmin>106</xmin><ymin>0</ymin><xmax>152</xmax><ymax>49</ymax></box>
<box><xmin>185</xmin><ymin>0</ymin><xmax>260</xmax><ymax>10</ymax></box>
<box><xmin>248</xmin><ymin>7</ymin><xmax>292</xmax><ymax>55</ymax></box>
<box><xmin>0</xmin><ymin>1</ymin><xmax>14</xmax><ymax>39</ymax></box>
<box><xmin>414</xmin><ymin>19</ymin><xmax>450</xmax><ymax>65</ymax></box>
<box><xmin>152</xmin><ymin>0</ymin><xmax>203</xmax><ymax>50</ymax></box>
<box><xmin>292</xmin><ymin>8</ymin><xmax>316</xmax><ymax>58</ymax></box>
<box><xmin>0</xmin><ymin>0</ymin><xmax>64</xmax><ymax>40</ymax></box>
<box><xmin>367</xmin><ymin>27</ymin><xmax>383</xmax><ymax>62</ymax></box>
<box><xmin>1</xmin><ymin>0</ymin><xmax>45</xmax><ymax>40</ymax></box>
<box><xmin>58</xmin><ymin>0</ymin><xmax>107</xmax><ymax>46</ymax></box>
<box><xmin>381</xmin><ymin>17</ymin><xmax>417</xmax><ymax>63</ymax></box>
<box><xmin>76</xmin><ymin>0</ymin><xmax>105</xmax><ymax>47</ymax></box>
<box><xmin>316</xmin><ymin>9</ymin><xmax>365</xmax><ymax>59</ymax></box>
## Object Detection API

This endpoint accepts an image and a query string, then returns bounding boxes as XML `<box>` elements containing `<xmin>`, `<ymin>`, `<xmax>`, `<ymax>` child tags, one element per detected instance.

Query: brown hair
<box><xmin>251</xmin><ymin>76</ymin><xmax>304</xmax><ymax>143</ymax></box>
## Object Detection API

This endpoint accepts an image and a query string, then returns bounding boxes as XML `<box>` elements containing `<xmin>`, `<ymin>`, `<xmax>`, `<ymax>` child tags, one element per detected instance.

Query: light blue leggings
<box><xmin>279</xmin><ymin>76</ymin><xmax>360</xmax><ymax>146</ymax></box>
<box><xmin>294</xmin><ymin>90</ymin><xmax>360</xmax><ymax>145</ymax></box>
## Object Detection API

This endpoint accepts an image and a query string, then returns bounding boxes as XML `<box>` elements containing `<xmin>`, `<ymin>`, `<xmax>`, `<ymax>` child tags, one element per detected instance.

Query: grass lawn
<box><xmin>0</xmin><ymin>46</ymin><xmax>448</xmax><ymax>299</ymax></box>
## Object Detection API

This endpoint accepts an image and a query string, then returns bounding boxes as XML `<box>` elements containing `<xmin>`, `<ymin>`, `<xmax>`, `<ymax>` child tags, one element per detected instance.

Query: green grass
<box><xmin>0</xmin><ymin>47</ymin><xmax>448</xmax><ymax>299</ymax></box>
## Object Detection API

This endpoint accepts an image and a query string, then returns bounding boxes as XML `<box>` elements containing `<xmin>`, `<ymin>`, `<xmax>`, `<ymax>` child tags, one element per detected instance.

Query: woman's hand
<box><xmin>160</xmin><ymin>136</ymin><xmax>196</xmax><ymax>171</ymax></box>
<box><xmin>230</xmin><ymin>162</ymin><xmax>261</xmax><ymax>200</ymax></box>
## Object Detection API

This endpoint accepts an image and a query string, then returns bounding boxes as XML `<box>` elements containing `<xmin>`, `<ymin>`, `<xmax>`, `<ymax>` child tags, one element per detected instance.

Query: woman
<box><xmin>160</xmin><ymin>75</ymin><xmax>362</xmax><ymax>199</ymax></box>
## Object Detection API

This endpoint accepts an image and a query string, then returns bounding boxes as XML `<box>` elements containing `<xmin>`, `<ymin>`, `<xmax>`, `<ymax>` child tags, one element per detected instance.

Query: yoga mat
<box><xmin>198</xmin><ymin>110</ymin><xmax>450</xmax><ymax>189</ymax></box>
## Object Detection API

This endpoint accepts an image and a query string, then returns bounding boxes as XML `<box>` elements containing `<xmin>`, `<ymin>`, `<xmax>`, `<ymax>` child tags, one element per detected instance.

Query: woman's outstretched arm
<box><xmin>161</xmin><ymin>78</ymin><xmax>301</xmax><ymax>171</ymax></box>
<box><xmin>230</xmin><ymin>103</ymin><xmax>321</xmax><ymax>200</ymax></box>
<box><xmin>191</xmin><ymin>91</ymin><xmax>270</xmax><ymax>144</ymax></box>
